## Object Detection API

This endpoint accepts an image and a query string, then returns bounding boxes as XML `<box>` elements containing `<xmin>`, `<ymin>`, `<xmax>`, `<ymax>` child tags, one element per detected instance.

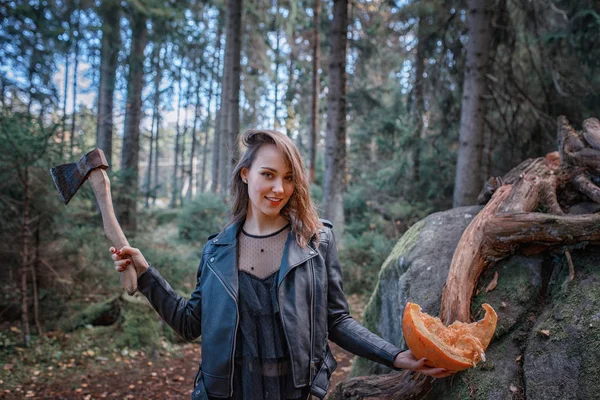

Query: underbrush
<box><xmin>0</xmin><ymin>203</ymin><xmax>208</xmax><ymax>392</ymax></box>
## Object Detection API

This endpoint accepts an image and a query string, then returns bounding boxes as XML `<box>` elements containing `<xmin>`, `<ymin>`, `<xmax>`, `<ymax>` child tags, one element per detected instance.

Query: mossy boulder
<box><xmin>352</xmin><ymin>205</ymin><xmax>483</xmax><ymax>376</ymax></box>
<box><xmin>350</xmin><ymin>206</ymin><xmax>600</xmax><ymax>400</ymax></box>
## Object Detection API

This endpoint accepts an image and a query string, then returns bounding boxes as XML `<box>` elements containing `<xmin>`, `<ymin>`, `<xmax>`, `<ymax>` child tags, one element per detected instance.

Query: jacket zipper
<box><xmin>206</xmin><ymin>261</ymin><xmax>239</xmax><ymax>397</ymax></box>
<box><xmin>308</xmin><ymin>258</ymin><xmax>316</xmax><ymax>385</ymax></box>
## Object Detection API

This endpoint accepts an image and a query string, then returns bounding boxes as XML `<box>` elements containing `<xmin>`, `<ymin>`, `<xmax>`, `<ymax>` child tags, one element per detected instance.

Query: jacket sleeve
<box><xmin>136</xmin><ymin>251</ymin><xmax>205</xmax><ymax>342</ymax></box>
<box><xmin>324</xmin><ymin>226</ymin><xmax>403</xmax><ymax>370</ymax></box>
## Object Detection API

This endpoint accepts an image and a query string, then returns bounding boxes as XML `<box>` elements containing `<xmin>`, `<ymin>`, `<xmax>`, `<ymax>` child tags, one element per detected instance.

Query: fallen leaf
<box><xmin>515</xmin><ymin>355</ymin><xmax>522</xmax><ymax>362</ymax></box>
<box><xmin>539</xmin><ymin>329</ymin><xmax>550</xmax><ymax>337</ymax></box>
<box><xmin>509</xmin><ymin>384</ymin><xmax>518</xmax><ymax>393</ymax></box>
<box><xmin>486</xmin><ymin>272</ymin><xmax>499</xmax><ymax>293</ymax></box>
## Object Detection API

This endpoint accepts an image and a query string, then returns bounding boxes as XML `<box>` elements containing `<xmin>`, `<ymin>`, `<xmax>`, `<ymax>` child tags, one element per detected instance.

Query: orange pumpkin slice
<box><xmin>402</xmin><ymin>302</ymin><xmax>497</xmax><ymax>371</ymax></box>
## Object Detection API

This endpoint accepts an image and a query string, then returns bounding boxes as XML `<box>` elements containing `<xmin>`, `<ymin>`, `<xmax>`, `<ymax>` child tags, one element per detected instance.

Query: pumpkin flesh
<box><xmin>402</xmin><ymin>302</ymin><xmax>497</xmax><ymax>371</ymax></box>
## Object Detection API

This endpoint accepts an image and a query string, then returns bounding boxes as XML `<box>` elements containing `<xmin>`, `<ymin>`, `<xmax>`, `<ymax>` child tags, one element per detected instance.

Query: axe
<box><xmin>50</xmin><ymin>148</ymin><xmax>138</xmax><ymax>295</ymax></box>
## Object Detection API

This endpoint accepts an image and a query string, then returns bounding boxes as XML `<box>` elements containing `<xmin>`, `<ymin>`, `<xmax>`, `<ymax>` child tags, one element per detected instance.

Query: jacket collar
<box><xmin>209</xmin><ymin>220</ymin><xmax>318</xmax><ymax>293</ymax></box>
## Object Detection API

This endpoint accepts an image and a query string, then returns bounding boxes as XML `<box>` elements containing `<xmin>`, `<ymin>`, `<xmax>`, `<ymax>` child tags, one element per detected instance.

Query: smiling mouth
<box><xmin>266</xmin><ymin>197</ymin><xmax>283</xmax><ymax>204</ymax></box>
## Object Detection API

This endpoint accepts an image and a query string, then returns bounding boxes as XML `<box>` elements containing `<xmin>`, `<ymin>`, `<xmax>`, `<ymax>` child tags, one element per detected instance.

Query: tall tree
<box><xmin>410</xmin><ymin>3</ymin><xmax>429</xmax><ymax>184</ymax></box>
<box><xmin>170</xmin><ymin>63</ymin><xmax>184</xmax><ymax>207</ymax></box>
<box><xmin>309</xmin><ymin>0</ymin><xmax>321</xmax><ymax>183</ymax></box>
<box><xmin>118</xmin><ymin>5</ymin><xmax>148</xmax><ymax>231</ymax></box>
<box><xmin>453</xmin><ymin>0</ymin><xmax>493</xmax><ymax>207</ymax></box>
<box><xmin>219</xmin><ymin>0</ymin><xmax>243</xmax><ymax>196</ymax></box>
<box><xmin>200</xmin><ymin>36</ymin><xmax>221</xmax><ymax>193</ymax></box>
<box><xmin>96</xmin><ymin>0</ymin><xmax>121</xmax><ymax>167</ymax></box>
<box><xmin>322</xmin><ymin>0</ymin><xmax>348</xmax><ymax>234</ymax></box>
<box><xmin>272</xmin><ymin>0</ymin><xmax>281</xmax><ymax>129</ymax></box>
<box><xmin>210</xmin><ymin>20</ymin><xmax>224</xmax><ymax>194</ymax></box>
<box><xmin>284</xmin><ymin>0</ymin><xmax>298</xmax><ymax>137</ymax></box>
<box><xmin>70</xmin><ymin>7</ymin><xmax>80</xmax><ymax>159</ymax></box>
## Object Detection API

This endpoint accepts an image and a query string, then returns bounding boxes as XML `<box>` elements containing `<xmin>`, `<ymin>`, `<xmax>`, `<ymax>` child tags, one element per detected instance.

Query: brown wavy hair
<box><xmin>229</xmin><ymin>130</ymin><xmax>322</xmax><ymax>248</ymax></box>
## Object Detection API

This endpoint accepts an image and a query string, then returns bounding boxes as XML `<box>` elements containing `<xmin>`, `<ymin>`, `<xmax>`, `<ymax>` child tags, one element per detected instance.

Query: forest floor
<box><xmin>1</xmin><ymin>294</ymin><xmax>367</xmax><ymax>400</ymax></box>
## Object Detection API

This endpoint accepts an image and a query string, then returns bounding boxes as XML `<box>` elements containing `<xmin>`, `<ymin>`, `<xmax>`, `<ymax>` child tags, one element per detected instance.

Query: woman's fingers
<box><xmin>114</xmin><ymin>259</ymin><xmax>131</xmax><ymax>272</ymax></box>
<box><xmin>416</xmin><ymin>366</ymin><xmax>453</xmax><ymax>378</ymax></box>
<box><xmin>117</xmin><ymin>246</ymin><xmax>139</xmax><ymax>256</ymax></box>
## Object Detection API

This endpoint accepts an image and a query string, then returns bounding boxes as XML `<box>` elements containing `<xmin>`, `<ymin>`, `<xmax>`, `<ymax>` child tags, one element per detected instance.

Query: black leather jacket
<box><xmin>138</xmin><ymin>219</ymin><xmax>402</xmax><ymax>399</ymax></box>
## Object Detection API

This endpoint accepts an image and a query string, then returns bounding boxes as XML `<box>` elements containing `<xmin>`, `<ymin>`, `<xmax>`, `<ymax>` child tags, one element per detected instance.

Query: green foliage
<box><xmin>339</xmin><ymin>229</ymin><xmax>395</xmax><ymax>296</ymax></box>
<box><xmin>177</xmin><ymin>194</ymin><xmax>229</xmax><ymax>244</ymax></box>
<box><xmin>154</xmin><ymin>208</ymin><xmax>180</xmax><ymax>225</ymax></box>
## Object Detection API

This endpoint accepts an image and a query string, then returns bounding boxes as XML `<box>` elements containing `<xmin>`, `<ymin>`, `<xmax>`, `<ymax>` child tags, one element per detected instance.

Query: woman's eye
<box><xmin>285</xmin><ymin>176</ymin><xmax>293</xmax><ymax>182</ymax></box>
<box><xmin>261</xmin><ymin>172</ymin><xmax>273</xmax><ymax>178</ymax></box>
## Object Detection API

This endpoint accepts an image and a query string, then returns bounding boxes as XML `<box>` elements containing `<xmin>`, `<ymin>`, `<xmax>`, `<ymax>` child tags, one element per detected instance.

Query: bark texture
<box><xmin>453</xmin><ymin>0</ymin><xmax>493</xmax><ymax>207</ymax></box>
<box><xmin>309</xmin><ymin>0</ymin><xmax>321</xmax><ymax>183</ymax></box>
<box><xmin>118</xmin><ymin>9</ymin><xmax>148</xmax><ymax>231</ymax></box>
<box><xmin>323</xmin><ymin>0</ymin><xmax>348</xmax><ymax>234</ymax></box>
<box><xmin>96</xmin><ymin>0</ymin><xmax>120</xmax><ymax>167</ymax></box>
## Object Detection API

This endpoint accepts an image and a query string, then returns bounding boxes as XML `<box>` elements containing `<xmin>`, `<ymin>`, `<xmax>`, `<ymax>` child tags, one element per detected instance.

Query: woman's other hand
<box><xmin>109</xmin><ymin>246</ymin><xmax>149</xmax><ymax>278</ymax></box>
<box><xmin>393</xmin><ymin>350</ymin><xmax>455</xmax><ymax>379</ymax></box>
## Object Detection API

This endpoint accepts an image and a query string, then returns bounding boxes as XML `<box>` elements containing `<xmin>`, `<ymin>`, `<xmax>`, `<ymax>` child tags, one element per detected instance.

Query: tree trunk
<box><xmin>32</xmin><ymin>223</ymin><xmax>42</xmax><ymax>335</ymax></box>
<box><xmin>61</xmin><ymin>51</ymin><xmax>70</xmax><ymax>158</ymax></box>
<box><xmin>273</xmin><ymin>1</ymin><xmax>280</xmax><ymax>130</ymax></box>
<box><xmin>180</xmin><ymin>89</ymin><xmax>191</xmax><ymax>205</ymax></box>
<box><xmin>170</xmin><ymin>66</ymin><xmax>184</xmax><ymax>208</ymax></box>
<box><xmin>96</xmin><ymin>0</ymin><xmax>120</xmax><ymax>167</ymax></box>
<box><xmin>145</xmin><ymin>62</ymin><xmax>157</xmax><ymax>209</ymax></box>
<box><xmin>201</xmin><ymin>43</ymin><xmax>220</xmax><ymax>193</ymax></box>
<box><xmin>284</xmin><ymin>4</ymin><xmax>297</xmax><ymax>138</ymax></box>
<box><xmin>309</xmin><ymin>0</ymin><xmax>321</xmax><ymax>183</ymax></box>
<box><xmin>118</xmin><ymin>9</ymin><xmax>148</xmax><ymax>231</ymax></box>
<box><xmin>218</xmin><ymin>3</ymin><xmax>232</xmax><ymax>197</ymax></box>
<box><xmin>211</xmin><ymin>20</ymin><xmax>224</xmax><ymax>194</ymax></box>
<box><xmin>453</xmin><ymin>0</ymin><xmax>493</xmax><ymax>207</ymax></box>
<box><xmin>186</xmin><ymin>83</ymin><xmax>201</xmax><ymax>201</ymax></box>
<box><xmin>411</xmin><ymin>5</ymin><xmax>427</xmax><ymax>183</ymax></box>
<box><xmin>21</xmin><ymin>167</ymin><xmax>31</xmax><ymax>347</ymax></box>
<box><xmin>223</xmin><ymin>0</ymin><xmax>243</xmax><ymax>195</ymax></box>
<box><xmin>70</xmin><ymin>9</ymin><xmax>80</xmax><ymax>160</ymax></box>
<box><xmin>322</xmin><ymin>0</ymin><xmax>348</xmax><ymax>235</ymax></box>
<box><xmin>212</xmin><ymin>106</ymin><xmax>223</xmax><ymax>193</ymax></box>
<box><xmin>152</xmin><ymin>43</ymin><xmax>164</xmax><ymax>207</ymax></box>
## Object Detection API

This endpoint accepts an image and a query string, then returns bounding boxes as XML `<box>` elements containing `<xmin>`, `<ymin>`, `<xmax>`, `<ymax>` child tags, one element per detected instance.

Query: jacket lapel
<box><xmin>278</xmin><ymin>230</ymin><xmax>319</xmax><ymax>286</ymax></box>
<box><xmin>210</xmin><ymin>221</ymin><xmax>319</xmax><ymax>293</ymax></box>
<box><xmin>208</xmin><ymin>221</ymin><xmax>241</xmax><ymax>298</ymax></box>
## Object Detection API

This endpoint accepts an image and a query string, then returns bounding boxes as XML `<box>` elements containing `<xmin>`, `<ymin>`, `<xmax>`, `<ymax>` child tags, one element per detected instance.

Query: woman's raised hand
<box><xmin>393</xmin><ymin>350</ymin><xmax>455</xmax><ymax>379</ymax></box>
<box><xmin>109</xmin><ymin>246</ymin><xmax>150</xmax><ymax>278</ymax></box>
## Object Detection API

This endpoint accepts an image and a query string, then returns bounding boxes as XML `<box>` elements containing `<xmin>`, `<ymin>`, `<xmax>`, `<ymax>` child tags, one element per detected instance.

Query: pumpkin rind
<box><xmin>402</xmin><ymin>302</ymin><xmax>498</xmax><ymax>371</ymax></box>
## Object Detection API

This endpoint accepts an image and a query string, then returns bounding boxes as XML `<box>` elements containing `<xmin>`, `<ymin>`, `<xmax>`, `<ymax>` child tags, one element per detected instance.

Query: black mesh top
<box><xmin>217</xmin><ymin>269</ymin><xmax>310</xmax><ymax>400</ymax></box>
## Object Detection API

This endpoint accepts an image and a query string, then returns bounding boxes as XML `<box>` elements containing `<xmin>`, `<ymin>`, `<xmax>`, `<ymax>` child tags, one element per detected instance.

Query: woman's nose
<box><xmin>272</xmin><ymin>179</ymin><xmax>284</xmax><ymax>193</ymax></box>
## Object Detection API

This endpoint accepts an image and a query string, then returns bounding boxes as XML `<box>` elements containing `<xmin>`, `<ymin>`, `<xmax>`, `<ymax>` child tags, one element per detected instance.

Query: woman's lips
<box><xmin>266</xmin><ymin>197</ymin><xmax>283</xmax><ymax>205</ymax></box>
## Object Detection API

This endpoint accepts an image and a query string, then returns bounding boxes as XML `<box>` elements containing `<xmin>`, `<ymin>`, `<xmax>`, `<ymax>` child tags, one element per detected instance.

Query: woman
<box><xmin>110</xmin><ymin>130</ymin><xmax>449</xmax><ymax>400</ymax></box>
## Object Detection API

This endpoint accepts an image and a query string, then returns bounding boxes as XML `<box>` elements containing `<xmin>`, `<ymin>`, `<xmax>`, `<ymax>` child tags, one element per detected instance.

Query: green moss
<box><xmin>350</xmin><ymin>221</ymin><xmax>426</xmax><ymax>377</ymax></box>
<box><xmin>62</xmin><ymin>295</ymin><xmax>121</xmax><ymax>332</ymax></box>
<box><xmin>116</xmin><ymin>301</ymin><xmax>162</xmax><ymax>349</ymax></box>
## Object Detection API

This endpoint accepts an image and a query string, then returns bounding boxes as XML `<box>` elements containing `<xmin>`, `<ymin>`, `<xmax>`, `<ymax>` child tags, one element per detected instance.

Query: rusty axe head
<box><xmin>50</xmin><ymin>148</ymin><xmax>109</xmax><ymax>204</ymax></box>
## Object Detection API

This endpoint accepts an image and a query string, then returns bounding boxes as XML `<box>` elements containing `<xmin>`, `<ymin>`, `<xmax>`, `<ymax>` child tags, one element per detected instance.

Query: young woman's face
<box><xmin>241</xmin><ymin>144</ymin><xmax>295</xmax><ymax>220</ymax></box>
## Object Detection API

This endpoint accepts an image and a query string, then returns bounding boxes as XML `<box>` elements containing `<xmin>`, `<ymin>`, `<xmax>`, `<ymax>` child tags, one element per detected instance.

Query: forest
<box><xmin>1</xmin><ymin>0</ymin><xmax>599</xmax><ymax>398</ymax></box>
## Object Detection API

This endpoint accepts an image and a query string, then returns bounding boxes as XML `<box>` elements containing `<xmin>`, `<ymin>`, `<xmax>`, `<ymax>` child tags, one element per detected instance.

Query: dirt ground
<box><xmin>1</xmin><ymin>294</ymin><xmax>366</xmax><ymax>399</ymax></box>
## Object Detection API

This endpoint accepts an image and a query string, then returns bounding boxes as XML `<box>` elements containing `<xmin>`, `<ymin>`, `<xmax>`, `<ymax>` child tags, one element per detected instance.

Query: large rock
<box><xmin>351</xmin><ymin>205</ymin><xmax>483</xmax><ymax>376</ymax></box>
<box><xmin>349</xmin><ymin>207</ymin><xmax>600</xmax><ymax>400</ymax></box>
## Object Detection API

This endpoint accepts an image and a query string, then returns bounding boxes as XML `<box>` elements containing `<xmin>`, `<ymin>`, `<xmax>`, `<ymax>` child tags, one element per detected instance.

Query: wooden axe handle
<box><xmin>87</xmin><ymin>168</ymin><xmax>138</xmax><ymax>295</ymax></box>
